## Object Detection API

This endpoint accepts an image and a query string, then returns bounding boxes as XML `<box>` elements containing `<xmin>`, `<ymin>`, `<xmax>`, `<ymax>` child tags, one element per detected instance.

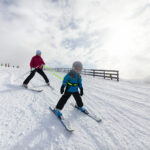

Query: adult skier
<box><xmin>54</xmin><ymin>61</ymin><xmax>85</xmax><ymax>117</ymax></box>
<box><xmin>23</xmin><ymin>50</ymin><xmax>49</xmax><ymax>88</ymax></box>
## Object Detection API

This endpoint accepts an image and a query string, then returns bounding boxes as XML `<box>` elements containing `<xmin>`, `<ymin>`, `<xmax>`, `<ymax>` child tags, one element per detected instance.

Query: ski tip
<box><xmin>96</xmin><ymin>118</ymin><xmax>102</xmax><ymax>122</ymax></box>
<box><xmin>49</xmin><ymin>106</ymin><xmax>55</xmax><ymax>111</ymax></box>
<box><xmin>68</xmin><ymin>129</ymin><xmax>74</xmax><ymax>132</ymax></box>
<box><xmin>66</xmin><ymin>127</ymin><xmax>74</xmax><ymax>132</ymax></box>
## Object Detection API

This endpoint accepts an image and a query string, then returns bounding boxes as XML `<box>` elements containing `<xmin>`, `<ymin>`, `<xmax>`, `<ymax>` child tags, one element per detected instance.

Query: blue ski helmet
<box><xmin>72</xmin><ymin>61</ymin><xmax>83</xmax><ymax>70</ymax></box>
<box><xmin>36</xmin><ymin>50</ymin><xmax>41</xmax><ymax>55</ymax></box>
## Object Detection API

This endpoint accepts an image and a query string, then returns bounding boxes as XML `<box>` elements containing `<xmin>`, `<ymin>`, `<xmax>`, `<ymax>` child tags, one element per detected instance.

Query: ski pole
<box><xmin>14</xmin><ymin>65</ymin><xmax>44</xmax><ymax>82</ymax></box>
<box><xmin>13</xmin><ymin>70</ymin><xmax>30</xmax><ymax>82</ymax></box>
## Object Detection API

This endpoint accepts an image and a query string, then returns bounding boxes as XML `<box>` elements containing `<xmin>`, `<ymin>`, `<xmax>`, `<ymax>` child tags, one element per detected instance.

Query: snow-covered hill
<box><xmin>0</xmin><ymin>67</ymin><xmax>150</xmax><ymax>150</ymax></box>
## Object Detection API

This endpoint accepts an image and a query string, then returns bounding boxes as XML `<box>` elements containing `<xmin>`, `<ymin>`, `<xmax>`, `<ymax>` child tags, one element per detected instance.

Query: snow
<box><xmin>0</xmin><ymin>67</ymin><xmax>150</xmax><ymax>150</ymax></box>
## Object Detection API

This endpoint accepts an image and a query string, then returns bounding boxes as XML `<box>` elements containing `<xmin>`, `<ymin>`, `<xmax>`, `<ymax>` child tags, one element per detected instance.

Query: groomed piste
<box><xmin>0</xmin><ymin>67</ymin><xmax>150</xmax><ymax>150</ymax></box>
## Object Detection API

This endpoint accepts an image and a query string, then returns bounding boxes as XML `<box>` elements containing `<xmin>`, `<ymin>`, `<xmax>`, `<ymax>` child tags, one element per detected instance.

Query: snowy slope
<box><xmin>0</xmin><ymin>67</ymin><xmax>150</xmax><ymax>150</ymax></box>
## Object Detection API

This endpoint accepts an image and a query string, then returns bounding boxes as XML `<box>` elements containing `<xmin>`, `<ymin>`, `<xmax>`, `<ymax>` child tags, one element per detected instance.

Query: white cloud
<box><xmin>0</xmin><ymin>0</ymin><xmax>150</xmax><ymax>80</ymax></box>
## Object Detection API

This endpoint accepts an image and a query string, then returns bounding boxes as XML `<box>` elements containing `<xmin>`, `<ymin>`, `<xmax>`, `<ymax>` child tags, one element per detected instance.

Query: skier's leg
<box><xmin>56</xmin><ymin>92</ymin><xmax>71</xmax><ymax>110</ymax></box>
<box><xmin>23</xmin><ymin>70</ymin><xmax>36</xmax><ymax>85</ymax></box>
<box><xmin>72</xmin><ymin>92</ymin><xmax>83</xmax><ymax>107</ymax></box>
<box><xmin>37</xmin><ymin>69</ymin><xmax>49</xmax><ymax>83</ymax></box>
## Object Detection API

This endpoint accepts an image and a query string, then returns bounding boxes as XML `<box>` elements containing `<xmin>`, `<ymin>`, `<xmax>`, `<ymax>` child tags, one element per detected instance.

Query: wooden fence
<box><xmin>52</xmin><ymin>68</ymin><xmax>119</xmax><ymax>81</ymax></box>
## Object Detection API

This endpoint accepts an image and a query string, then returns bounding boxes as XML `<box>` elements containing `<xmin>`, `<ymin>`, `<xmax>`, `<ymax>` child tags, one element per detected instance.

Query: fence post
<box><xmin>93</xmin><ymin>70</ymin><xmax>95</xmax><ymax>77</ymax></box>
<box><xmin>104</xmin><ymin>71</ymin><xmax>105</xmax><ymax>79</ymax></box>
<box><xmin>117</xmin><ymin>71</ymin><xmax>119</xmax><ymax>81</ymax></box>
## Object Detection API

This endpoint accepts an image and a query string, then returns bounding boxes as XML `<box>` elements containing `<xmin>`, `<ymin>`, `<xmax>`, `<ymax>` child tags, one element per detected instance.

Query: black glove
<box><xmin>80</xmin><ymin>88</ymin><xmax>83</xmax><ymax>96</ymax></box>
<box><xmin>60</xmin><ymin>85</ymin><xmax>65</xmax><ymax>94</ymax></box>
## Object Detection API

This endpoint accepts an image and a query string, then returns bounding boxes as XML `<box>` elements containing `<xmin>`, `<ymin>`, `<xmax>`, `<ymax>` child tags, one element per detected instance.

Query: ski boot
<box><xmin>47</xmin><ymin>82</ymin><xmax>50</xmax><ymax>86</ymax></box>
<box><xmin>22</xmin><ymin>83</ymin><xmax>28</xmax><ymax>88</ymax></box>
<box><xmin>54</xmin><ymin>108</ymin><xmax>63</xmax><ymax>119</ymax></box>
<box><xmin>78</xmin><ymin>106</ymin><xmax>89</xmax><ymax>114</ymax></box>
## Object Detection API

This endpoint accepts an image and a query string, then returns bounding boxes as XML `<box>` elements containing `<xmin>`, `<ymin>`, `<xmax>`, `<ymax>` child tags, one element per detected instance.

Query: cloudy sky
<box><xmin>0</xmin><ymin>0</ymin><xmax>150</xmax><ymax>80</ymax></box>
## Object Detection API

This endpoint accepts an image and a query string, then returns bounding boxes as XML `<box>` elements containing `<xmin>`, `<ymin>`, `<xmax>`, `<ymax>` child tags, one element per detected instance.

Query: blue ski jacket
<box><xmin>62</xmin><ymin>70</ymin><xmax>83</xmax><ymax>93</ymax></box>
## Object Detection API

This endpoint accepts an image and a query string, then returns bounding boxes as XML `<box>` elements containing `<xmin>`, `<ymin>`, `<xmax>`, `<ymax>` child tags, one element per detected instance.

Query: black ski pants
<box><xmin>56</xmin><ymin>92</ymin><xmax>83</xmax><ymax>110</ymax></box>
<box><xmin>23</xmin><ymin>69</ymin><xmax>49</xmax><ymax>85</ymax></box>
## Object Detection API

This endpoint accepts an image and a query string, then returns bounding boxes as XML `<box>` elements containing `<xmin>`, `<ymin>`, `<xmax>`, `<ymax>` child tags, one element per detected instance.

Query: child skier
<box><xmin>23</xmin><ymin>50</ymin><xmax>49</xmax><ymax>88</ymax></box>
<box><xmin>54</xmin><ymin>61</ymin><xmax>85</xmax><ymax>117</ymax></box>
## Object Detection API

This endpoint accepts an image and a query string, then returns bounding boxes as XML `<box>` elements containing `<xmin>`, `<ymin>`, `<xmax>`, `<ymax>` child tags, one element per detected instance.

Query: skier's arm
<box><xmin>30</xmin><ymin>57</ymin><xmax>34</xmax><ymax>69</ymax></box>
<box><xmin>79</xmin><ymin>77</ymin><xmax>83</xmax><ymax>96</ymax></box>
<box><xmin>39</xmin><ymin>57</ymin><xmax>45</xmax><ymax>69</ymax></box>
<box><xmin>62</xmin><ymin>74</ymin><xmax>69</xmax><ymax>87</ymax></box>
<box><xmin>60</xmin><ymin>74</ymin><xmax>69</xmax><ymax>94</ymax></box>
<box><xmin>41</xmin><ymin>58</ymin><xmax>45</xmax><ymax>65</ymax></box>
<box><xmin>78</xmin><ymin>77</ymin><xmax>83</xmax><ymax>89</ymax></box>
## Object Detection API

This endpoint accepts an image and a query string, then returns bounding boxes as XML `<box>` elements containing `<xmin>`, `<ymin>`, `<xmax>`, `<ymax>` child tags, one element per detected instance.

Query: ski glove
<box><xmin>31</xmin><ymin>68</ymin><xmax>36</xmax><ymax>72</ymax></box>
<box><xmin>80</xmin><ymin>88</ymin><xmax>83</xmax><ymax>96</ymax></box>
<box><xmin>39</xmin><ymin>64</ymin><xmax>44</xmax><ymax>69</ymax></box>
<box><xmin>60</xmin><ymin>85</ymin><xmax>65</xmax><ymax>94</ymax></box>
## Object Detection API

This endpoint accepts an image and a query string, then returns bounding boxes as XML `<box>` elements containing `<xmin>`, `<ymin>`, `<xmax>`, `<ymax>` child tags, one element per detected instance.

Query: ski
<box><xmin>49</xmin><ymin>107</ymin><xmax>74</xmax><ymax>132</ymax></box>
<box><xmin>48</xmin><ymin>85</ymin><xmax>55</xmax><ymax>90</ymax></box>
<box><xmin>71</xmin><ymin>103</ymin><xmax>102</xmax><ymax>122</ymax></box>
<box><xmin>22</xmin><ymin>86</ymin><xmax>43</xmax><ymax>92</ymax></box>
<box><xmin>27</xmin><ymin>88</ymin><xmax>43</xmax><ymax>92</ymax></box>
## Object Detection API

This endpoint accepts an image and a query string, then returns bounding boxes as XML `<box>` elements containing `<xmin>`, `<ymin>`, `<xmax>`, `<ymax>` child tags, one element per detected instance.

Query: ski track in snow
<box><xmin>0</xmin><ymin>67</ymin><xmax>150</xmax><ymax>150</ymax></box>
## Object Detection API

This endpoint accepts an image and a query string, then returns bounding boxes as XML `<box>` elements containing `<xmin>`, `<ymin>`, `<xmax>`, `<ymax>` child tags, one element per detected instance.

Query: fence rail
<box><xmin>51</xmin><ymin>68</ymin><xmax>119</xmax><ymax>81</ymax></box>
